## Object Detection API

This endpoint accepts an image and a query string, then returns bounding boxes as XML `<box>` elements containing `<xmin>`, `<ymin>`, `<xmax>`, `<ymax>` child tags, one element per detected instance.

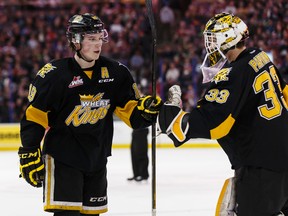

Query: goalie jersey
<box><xmin>188</xmin><ymin>48</ymin><xmax>288</xmax><ymax>171</ymax></box>
<box><xmin>20</xmin><ymin>56</ymin><xmax>151</xmax><ymax>172</ymax></box>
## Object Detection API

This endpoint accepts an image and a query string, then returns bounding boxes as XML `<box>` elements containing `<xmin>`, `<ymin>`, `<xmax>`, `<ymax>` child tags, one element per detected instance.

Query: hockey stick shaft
<box><xmin>145</xmin><ymin>0</ymin><xmax>157</xmax><ymax>215</ymax></box>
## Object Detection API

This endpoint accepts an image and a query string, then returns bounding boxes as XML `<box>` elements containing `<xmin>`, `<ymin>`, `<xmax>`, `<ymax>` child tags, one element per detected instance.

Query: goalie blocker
<box><xmin>156</xmin><ymin>103</ymin><xmax>189</xmax><ymax>147</ymax></box>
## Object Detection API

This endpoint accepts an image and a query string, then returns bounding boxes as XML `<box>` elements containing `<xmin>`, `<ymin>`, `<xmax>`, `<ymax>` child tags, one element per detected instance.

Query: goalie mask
<box><xmin>200</xmin><ymin>12</ymin><xmax>249</xmax><ymax>83</ymax></box>
<box><xmin>66</xmin><ymin>13</ymin><xmax>108</xmax><ymax>51</ymax></box>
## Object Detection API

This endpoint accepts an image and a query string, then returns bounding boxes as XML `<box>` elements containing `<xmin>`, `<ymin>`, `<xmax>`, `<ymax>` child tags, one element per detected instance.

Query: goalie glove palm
<box><xmin>18</xmin><ymin>146</ymin><xmax>45</xmax><ymax>187</ymax></box>
<box><xmin>137</xmin><ymin>95</ymin><xmax>163</xmax><ymax>122</ymax></box>
<box><xmin>157</xmin><ymin>103</ymin><xmax>190</xmax><ymax>147</ymax></box>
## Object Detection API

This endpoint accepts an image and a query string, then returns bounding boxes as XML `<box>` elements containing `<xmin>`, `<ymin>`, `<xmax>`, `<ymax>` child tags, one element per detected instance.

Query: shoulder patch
<box><xmin>212</xmin><ymin>67</ymin><xmax>231</xmax><ymax>84</ymax></box>
<box><xmin>37</xmin><ymin>63</ymin><xmax>57</xmax><ymax>78</ymax></box>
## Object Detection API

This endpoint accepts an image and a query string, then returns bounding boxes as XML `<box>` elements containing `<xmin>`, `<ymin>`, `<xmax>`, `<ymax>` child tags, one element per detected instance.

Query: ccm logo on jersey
<box><xmin>98</xmin><ymin>78</ymin><xmax>114</xmax><ymax>83</ymax></box>
<box><xmin>90</xmin><ymin>196</ymin><xmax>107</xmax><ymax>202</ymax></box>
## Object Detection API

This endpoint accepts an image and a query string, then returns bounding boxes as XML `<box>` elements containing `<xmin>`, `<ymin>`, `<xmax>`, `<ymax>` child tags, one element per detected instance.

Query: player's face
<box><xmin>81</xmin><ymin>32</ymin><xmax>104</xmax><ymax>60</ymax></box>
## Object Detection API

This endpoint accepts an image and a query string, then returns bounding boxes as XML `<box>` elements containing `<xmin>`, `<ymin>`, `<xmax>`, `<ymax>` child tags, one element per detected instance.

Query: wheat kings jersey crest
<box><xmin>21</xmin><ymin>56</ymin><xmax>151</xmax><ymax>172</ymax></box>
<box><xmin>188</xmin><ymin>48</ymin><xmax>288</xmax><ymax>171</ymax></box>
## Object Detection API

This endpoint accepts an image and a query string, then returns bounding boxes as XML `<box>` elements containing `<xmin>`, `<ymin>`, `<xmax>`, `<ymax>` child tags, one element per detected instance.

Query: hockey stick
<box><xmin>145</xmin><ymin>0</ymin><xmax>157</xmax><ymax>215</ymax></box>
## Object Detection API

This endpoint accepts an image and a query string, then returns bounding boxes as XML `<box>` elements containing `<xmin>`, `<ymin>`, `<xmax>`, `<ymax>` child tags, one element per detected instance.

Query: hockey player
<box><xmin>127</xmin><ymin>127</ymin><xmax>150</xmax><ymax>182</ymax></box>
<box><xmin>157</xmin><ymin>13</ymin><xmax>288</xmax><ymax>216</ymax></box>
<box><xmin>18</xmin><ymin>13</ymin><xmax>162</xmax><ymax>216</ymax></box>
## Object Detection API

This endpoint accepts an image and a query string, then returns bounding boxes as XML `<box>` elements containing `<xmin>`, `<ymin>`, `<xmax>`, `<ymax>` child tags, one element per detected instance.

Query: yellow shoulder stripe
<box><xmin>26</xmin><ymin>105</ymin><xmax>49</xmax><ymax>129</ymax></box>
<box><xmin>114</xmin><ymin>100</ymin><xmax>138</xmax><ymax>128</ymax></box>
<box><xmin>210</xmin><ymin>114</ymin><xmax>235</xmax><ymax>139</ymax></box>
<box><xmin>283</xmin><ymin>85</ymin><xmax>288</xmax><ymax>104</ymax></box>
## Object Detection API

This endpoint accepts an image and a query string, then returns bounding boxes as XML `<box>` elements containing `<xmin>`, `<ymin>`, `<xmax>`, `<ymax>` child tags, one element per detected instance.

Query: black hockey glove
<box><xmin>137</xmin><ymin>95</ymin><xmax>163</xmax><ymax>122</ymax></box>
<box><xmin>18</xmin><ymin>146</ymin><xmax>45</xmax><ymax>188</ymax></box>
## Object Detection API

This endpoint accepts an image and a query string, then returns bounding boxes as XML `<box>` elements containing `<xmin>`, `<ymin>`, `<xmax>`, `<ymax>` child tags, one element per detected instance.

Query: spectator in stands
<box><xmin>0</xmin><ymin>0</ymin><xmax>287</xmax><ymax>123</ymax></box>
<box><xmin>159</xmin><ymin>2</ymin><xmax>175</xmax><ymax>42</ymax></box>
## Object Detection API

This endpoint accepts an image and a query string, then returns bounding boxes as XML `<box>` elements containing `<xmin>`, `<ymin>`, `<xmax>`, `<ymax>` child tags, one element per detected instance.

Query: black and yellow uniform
<box><xmin>186</xmin><ymin>48</ymin><xmax>288</xmax><ymax>215</ymax></box>
<box><xmin>188</xmin><ymin>48</ymin><xmax>288</xmax><ymax>171</ymax></box>
<box><xmin>20</xmin><ymin>56</ymin><xmax>152</xmax><ymax>214</ymax></box>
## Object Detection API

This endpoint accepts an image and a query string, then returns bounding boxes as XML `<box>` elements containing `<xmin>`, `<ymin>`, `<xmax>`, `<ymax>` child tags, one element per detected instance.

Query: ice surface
<box><xmin>1</xmin><ymin>148</ymin><xmax>233</xmax><ymax>216</ymax></box>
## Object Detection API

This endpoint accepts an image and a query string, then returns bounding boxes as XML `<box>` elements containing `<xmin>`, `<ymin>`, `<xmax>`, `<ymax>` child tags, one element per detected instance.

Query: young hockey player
<box><xmin>18</xmin><ymin>13</ymin><xmax>162</xmax><ymax>216</ymax></box>
<box><xmin>157</xmin><ymin>13</ymin><xmax>288</xmax><ymax>216</ymax></box>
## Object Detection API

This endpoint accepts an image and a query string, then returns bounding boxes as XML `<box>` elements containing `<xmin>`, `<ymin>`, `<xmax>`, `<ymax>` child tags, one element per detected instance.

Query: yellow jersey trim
<box><xmin>26</xmin><ymin>105</ymin><xmax>49</xmax><ymax>129</ymax></box>
<box><xmin>283</xmin><ymin>85</ymin><xmax>288</xmax><ymax>104</ymax></box>
<box><xmin>114</xmin><ymin>100</ymin><xmax>138</xmax><ymax>128</ymax></box>
<box><xmin>83</xmin><ymin>70</ymin><xmax>93</xmax><ymax>79</ymax></box>
<box><xmin>210</xmin><ymin>114</ymin><xmax>235</xmax><ymax>139</ymax></box>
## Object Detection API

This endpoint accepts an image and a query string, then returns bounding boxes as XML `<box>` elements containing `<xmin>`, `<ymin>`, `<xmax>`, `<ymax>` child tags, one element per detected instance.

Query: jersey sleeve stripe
<box><xmin>282</xmin><ymin>85</ymin><xmax>288</xmax><ymax>104</ymax></box>
<box><xmin>210</xmin><ymin>114</ymin><xmax>235</xmax><ymax>139</ymax></box>
<box><xmin>114</xmin><ymin>100</ymin><xmax>138</xmax><ymax>128</ymax></box>
<box><xmin>26</xmin><ymin>105</ymin><xmax>49</xmax><ymax>129</ymax></box>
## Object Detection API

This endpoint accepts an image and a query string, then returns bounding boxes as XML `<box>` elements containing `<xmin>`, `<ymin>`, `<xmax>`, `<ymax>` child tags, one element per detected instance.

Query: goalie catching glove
<box><xmin>18</xmin><ymin>146</ymin><xmax>45</xmax><ymax>187</ymax></box>
<box><xmin>156</xmin><ymin>103</ymin><xmax>190</xmax><ymax>147</ymax></box>
<box><xmin>168</xmin><ymin>85</ymin><xmax>182</xmax><ymax>107</ymax></box>
<box><xmin>137</xmin><ymin>95</ymin><xmax>163</xmax><ymax>122</ymax></box>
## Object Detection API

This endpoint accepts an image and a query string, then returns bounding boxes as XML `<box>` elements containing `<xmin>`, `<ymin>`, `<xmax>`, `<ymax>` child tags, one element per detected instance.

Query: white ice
<box><xmin>1</xmin><ymin>148</ymin><xmax>233</xmax><ymax>216</ymax></box>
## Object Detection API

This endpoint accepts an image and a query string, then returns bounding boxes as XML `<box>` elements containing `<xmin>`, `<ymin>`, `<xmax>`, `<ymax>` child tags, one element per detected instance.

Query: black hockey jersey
<box><xmin>20</xmin><ymin>56</ymin><xmax>151</xmax><ymax>172</ymax></box>
<box><xmin>188</xmin><ymin>48</ymin><xmax>288</xmax><ymax>171</ymax></box>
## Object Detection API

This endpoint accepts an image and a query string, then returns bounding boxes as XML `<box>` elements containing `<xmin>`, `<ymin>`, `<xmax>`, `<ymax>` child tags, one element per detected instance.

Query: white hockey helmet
<box><xmin>200</xmin><ymin>12</ymin><xmax>249</xmax><ymax>83</ymax></box>
<box><xmin>203</xmin><ymin>12</ymin><xmax>249</xmax><ymax>55</ymax></box>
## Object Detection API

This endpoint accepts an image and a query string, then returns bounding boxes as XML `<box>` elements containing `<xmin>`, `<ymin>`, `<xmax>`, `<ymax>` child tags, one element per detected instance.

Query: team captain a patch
<box><xmin>212</xmin><ymin>67</ymin><xmax>231</xmax><ymax>84</ymax></box>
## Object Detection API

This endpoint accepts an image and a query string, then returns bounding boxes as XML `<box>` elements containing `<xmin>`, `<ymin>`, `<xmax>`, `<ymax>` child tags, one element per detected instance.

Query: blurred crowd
<box><xmin>0</xmin><ymin>0</ymin><xmax>287</xmax><ymax>122</ymax></box>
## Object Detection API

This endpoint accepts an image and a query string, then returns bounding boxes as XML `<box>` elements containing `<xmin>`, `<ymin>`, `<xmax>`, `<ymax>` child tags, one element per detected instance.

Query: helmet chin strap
<box><xmin>76</xmin><ymin>50</ymin><xmax>94</xmax><ymax>63</ymax></box>
<box><xmin>74</xmin><ymin>43</ymin><xmax>94</xmax><ymax>63</ymax></box>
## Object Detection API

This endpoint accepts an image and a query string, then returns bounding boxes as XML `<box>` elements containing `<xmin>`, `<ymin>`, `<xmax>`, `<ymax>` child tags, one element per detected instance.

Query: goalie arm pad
<box><xmin>215</xmin><ymin>177</ymin><xmax>236</xmax><ymax>216</ymax></box>
<box><xmin>157</xmin><ymin>103</ymin><xmax>190</xmax><ymax>147</ymax></box>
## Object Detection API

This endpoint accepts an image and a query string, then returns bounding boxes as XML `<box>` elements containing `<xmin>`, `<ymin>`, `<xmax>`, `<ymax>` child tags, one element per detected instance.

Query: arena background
<box><xmin>0</xmin><ymin>0</ymin><xmax>287</xmax><ymax>150</ymax></box>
